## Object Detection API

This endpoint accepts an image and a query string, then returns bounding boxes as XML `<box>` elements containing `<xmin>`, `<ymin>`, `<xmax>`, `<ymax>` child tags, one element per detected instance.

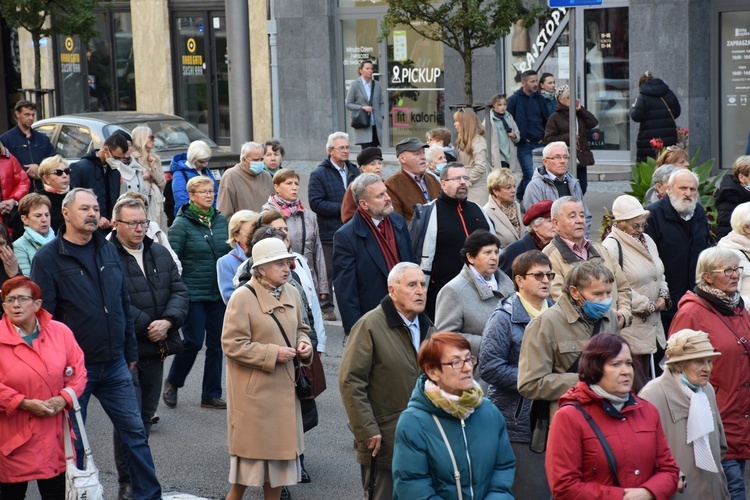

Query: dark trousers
<box><xmin>0</xmin><ymin>473</ymin><xmax>65</xmax><ymax>500</ymax></box>
<box><xmin>167</xmin><ymin>299</ymin><xmax>226</xmax><ymax>399</ymax></box>
<box><xmin>320</xmin><ymin>240</ymin><xmax>335</xmax><ymax>312</ymax></box>
<box><xmin>115</xmin><ymin>356</ymin><xmax>164</xmax><ymax>485</ymax></box>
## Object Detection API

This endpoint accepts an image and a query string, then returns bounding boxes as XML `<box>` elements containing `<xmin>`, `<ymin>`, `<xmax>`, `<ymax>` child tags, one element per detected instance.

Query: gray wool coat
<box><xmin>345</xmin><ymin>77</ymin><xmax>385</xmax><ymax>146</ymax></box>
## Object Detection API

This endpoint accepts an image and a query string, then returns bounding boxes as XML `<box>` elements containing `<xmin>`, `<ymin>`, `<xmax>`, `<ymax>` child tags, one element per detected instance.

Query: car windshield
<box><xmin>103</xmin><ymin>119</ymin><xmax>217</xmax><ymax>151</ymax></box>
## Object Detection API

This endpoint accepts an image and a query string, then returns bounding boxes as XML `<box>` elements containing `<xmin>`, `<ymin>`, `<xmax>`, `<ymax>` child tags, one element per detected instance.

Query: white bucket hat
<box><xmin>251</xmin><ymin>238</ymin><xmax>294</xmax><ymax>269</ymax></box>
<box><xmin>612</xmin><ymin>195</ymin><xmax>649</xmax><ymax>222</ymax></box>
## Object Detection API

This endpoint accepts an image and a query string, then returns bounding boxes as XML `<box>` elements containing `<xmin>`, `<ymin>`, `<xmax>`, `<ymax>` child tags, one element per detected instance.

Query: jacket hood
<box><xmin>639</xmin><ymin>78</ymin><xmax>670</xmax><ymax>98</ymax></box>
<box><xmin>512</xmin><ymin>87</ymin><xmax>535</xmax><ymax>99</ymax></box>
<box><xmin>170</xmin><ymin>152</ymin><xmax>190</xmax><ymax>173</ymax></box>
<box><xmin>558</xmin><ymin>381</ymin><xmax>599</xmax><ymax>407</ymax></box>
<box><xmin>719</xmin><ymin>231</ymin><xmax>750</xmax><ymax>251</ymax></box>
<box><xmin>533</xmin><ymin>165</ymin><xmax>572</xmax><ymax>183</ymax></box>
<box><xmin>0</xmin><ymin>308</ymin><xmax>54</xmax><ymax>346</ymax></box>
<box><xmin>82</xmin><ymin>149</ymin><xmax>101</xmax><ymax>164</ymax></box>
<box><xmin>676</xmin><ymin>290</ymin><xmax>702</xmax><ymax>310</ymax></box>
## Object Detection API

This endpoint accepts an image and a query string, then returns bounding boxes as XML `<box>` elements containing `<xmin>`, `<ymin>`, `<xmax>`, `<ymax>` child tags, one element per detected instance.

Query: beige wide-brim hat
<box><xmin>665</xmin><ymin>329</ymin><xmax>721</xmax><ymax>364</ymax></box>
<box><xmin>251</xmin><ymin>238</ymin><xmax>295</xmax><ymax>269</ymax></box>
<box><xmin>612</xmin><ymin>195</ymin><xmax>649</xmax><ymax>222</ymax></box>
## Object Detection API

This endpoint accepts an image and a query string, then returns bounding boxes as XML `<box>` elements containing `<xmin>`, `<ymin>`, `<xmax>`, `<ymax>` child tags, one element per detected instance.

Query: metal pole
<box><xmin>568</xmin><ymin>9</ymin><xmax>577</xmax><ymax>182</ymax></box>
<box><xmin>225</xmin><ymin>0</ymin><xmax>253</xmax><ymax>151</ymax></box>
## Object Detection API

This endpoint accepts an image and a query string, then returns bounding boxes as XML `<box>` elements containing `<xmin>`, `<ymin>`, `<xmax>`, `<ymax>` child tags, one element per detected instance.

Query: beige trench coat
<box><xmin>458</xmin><ymin>135</ymin><xmax>490</xmax><ymax>206</ymax></box>
<box><xmin>222</xmin><ymin>277</ymin><xmax>312</xmax><ymax>460</ymax></box>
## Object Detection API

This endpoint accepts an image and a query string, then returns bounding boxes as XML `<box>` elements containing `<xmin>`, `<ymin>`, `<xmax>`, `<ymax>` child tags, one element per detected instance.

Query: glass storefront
<box><xmin>719</xmin><ymin>10</ymin><xmax>750</xmax><ymax>166</ymax></box>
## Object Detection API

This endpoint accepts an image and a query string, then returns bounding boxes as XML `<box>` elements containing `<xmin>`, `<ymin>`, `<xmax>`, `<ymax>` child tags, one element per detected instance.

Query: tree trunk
<box><xmin>462</xmin><ymin>50</ymin><xmax>473</xmax><ymax>104</ymax></box>
<box><xmin>32</xmin><ymin>30</ymin><xmax>41</xmax><ymax>90</ymax></box>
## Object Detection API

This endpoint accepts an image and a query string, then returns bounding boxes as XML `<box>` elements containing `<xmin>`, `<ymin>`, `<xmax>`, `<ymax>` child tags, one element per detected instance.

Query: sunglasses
<box><xmin>51</xmin><ymin>168</ymin><xmax>71</xmax><ymax>176</ymax></box>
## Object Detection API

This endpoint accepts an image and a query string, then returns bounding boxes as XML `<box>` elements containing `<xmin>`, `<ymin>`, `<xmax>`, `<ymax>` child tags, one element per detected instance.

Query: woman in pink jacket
<box><xmin>0</xmin><ymin>276</ymin><xmax>87</xmax><ymax>498</ymax></box>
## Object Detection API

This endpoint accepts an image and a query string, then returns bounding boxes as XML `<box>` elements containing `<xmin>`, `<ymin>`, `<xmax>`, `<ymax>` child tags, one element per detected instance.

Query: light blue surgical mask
<box><xmin>580</xmin><ymin>296</ymin><xmax>613</xmax><ymax>320</ymax></box>
<box><xmin>249</xmin><ymin>161</ymin><xmax>265</xmax><ymax>175</ymax></box>
<box><xmin>435</xmin><ymin>162</ymin><xmax>447</xmax><ymax>174</ymax></box>
<box><xmin>680</xmin><ymin>373</ymin><xmax>700</xmax><ymax>390</ymax></box>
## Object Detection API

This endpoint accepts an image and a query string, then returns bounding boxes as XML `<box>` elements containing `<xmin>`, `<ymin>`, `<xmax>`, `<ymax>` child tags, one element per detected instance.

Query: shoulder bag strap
<box><xmin>62</xmin><ymin>387</ymin><xmax>92</xmax><ymax>459</ymax></box>
<box><xmin>431</xmin><ymin>414</ymin><xmax>463</xmax><ymax>500</ymax></box>
<box><xmin>245</xmin><ymin>284</ymin><xmax>300</xmax><ymax>369</ymax></box>
<box><xmin>693</xmin><ymin>295</ymin><xmax>750</xmax><ymax>357</ymax></box>
<box><xmin>300</xmin><ymin>214</ymin><xmax>307</xmax><ymax>256</ymax></box>
<box><xmin>566</xmin><ymin>403</ymin><xmax>620</xmax><ymax>487</ymax></box>
<box><xmin>615</xmin><ymin>238</ymin><xmax>624</xmax><ymax>270</ymax></box>
<box><xmin>659</xmin><ymin>97</ymin><xmax>677</xmax><ymax>125</ymax></box>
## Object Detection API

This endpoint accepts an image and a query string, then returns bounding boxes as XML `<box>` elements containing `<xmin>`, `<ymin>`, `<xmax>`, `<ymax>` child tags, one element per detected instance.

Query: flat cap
<box><xmin>395</xmin><ymin>137</ymin><xmax>428</xmax><ymax>156</ymax></box>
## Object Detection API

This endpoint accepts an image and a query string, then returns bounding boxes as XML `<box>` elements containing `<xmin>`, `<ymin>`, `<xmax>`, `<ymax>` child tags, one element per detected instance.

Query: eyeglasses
<box><xmin>3</xmin><ymin>295</ymin><xmax>35</xmax><ymax>305</ymax></box>
<box><xmin>191</xmin><ymin>189</ymin><xmax>214</xmax><ymax>196</ymax></box>
<box><xmin>332</xmin><ymin>146</ymin><xmax>351</xmax><ymax>152</ymax></box>
<box><xmin>116</xmin><ymin>219</ymin><xmax>150</xmax><ymax>229</ymax></box>
<box><xmin>524</xmin><ymin>271</ymin><xmax>556</xmax><ymax>281</ymax></box>
<box><xmin>446</xmin><ymin>175</ymin><xmax>470</xmax><ymax>183</ymax></box>
<box><xmin>545</xmin><ymin>155</ymin><xmax>570</xmax><ymax>162</ymax></box>
<box><xmin>710</xmin><ymin>267</ymin><xmax>744</xmax><ymax>277</ymax></box>
<box><xmin>106</xmin><ymin>149</ymin><xmax>128</xmax><ymax>162</ymax></box>
<box><xmin>441</xmin><ymin>355</ymin><xmax>477</xmax><ymax>370</ymax></box>
<box><xmin>629</xmin><ymin>222</ymin><xmax>649</xmax><ymax>231</ymax></box>
<box><xmin>51</xmin><ymin>168</ymin><xmax>71</xmax><ymax>176</ymax></box>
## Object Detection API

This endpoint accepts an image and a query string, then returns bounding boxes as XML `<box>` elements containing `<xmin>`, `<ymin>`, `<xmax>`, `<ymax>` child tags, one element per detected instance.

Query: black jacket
<box><xmin>308</xmin><ymin>157</ymin><xmax>360</xmax><ymax>240</ymax></box>
<box><xmin>70</xmin><ymin>150</ymin><xmax>122</xmax><ymax>220</ymax></box>
<box><xmin>30</xmin><ymin>225</ymin><xmax>137</xmax><ymax>364</ymax></box>
<box><xmin>544</xmin><ymin>102</ymin><xmax>599</xmax><ymax>166</ymax></box>
<box><xmin>111</xmin><ymin>233</ymin><xmax>190</xmax><ymax>360</ymax></box>
<box><xmin>498</xmin><ymin>233</ymin><xmax>541</xmax><ymax>278</ymax></box>
<box><xmin>630</xmin><ymin>78</ymin><xmax>681</xmax><ymax>162</ymax></box>
<box><xmin>715</xmin><ymin>174</ymin><xmax>750</xmax><ymax>239</ymax></box>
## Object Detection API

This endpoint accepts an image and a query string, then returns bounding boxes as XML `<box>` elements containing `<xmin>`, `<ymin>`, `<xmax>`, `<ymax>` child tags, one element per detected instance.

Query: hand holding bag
<box><xmin>62</xmin><ymin>387</ymin><xmax>104</xmax><ymax>500</ymax></box>
<box><xmin>351</xmin><ymin>80</ymin><xmax>374</xmax><ymax>129</ymax></box>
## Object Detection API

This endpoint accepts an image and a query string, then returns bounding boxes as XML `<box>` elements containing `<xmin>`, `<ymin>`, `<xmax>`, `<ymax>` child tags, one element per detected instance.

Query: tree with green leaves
<box><xmin>0</xmin><ymin>0</ymin><xmax>100</xmax><ymax>90</ymax></box>
<box><xmin>381</xmin><ymin>0</ymin><xmax>545</xmax><ymax>104</ymax></box>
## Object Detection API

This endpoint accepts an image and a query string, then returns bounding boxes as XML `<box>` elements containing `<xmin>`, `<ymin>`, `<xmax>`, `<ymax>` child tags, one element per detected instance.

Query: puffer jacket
<box><xmin>169</xmin><ymin>152</ymin><xmax>219</xmax><ymax>217</ymax></box>
<box><xmin>0</xmin><ymin>152</ymin><xmax>30</xmax><ymax>204</ymax></box>
<box><xmin>70</xmin><ymin>150</ymin><xmax>121</xmax><ymax>220</ymax></box>
<box><xmin>111</xmin><ymin>233</ymin><xmax>190</xmax><ymax>360</ymax></box>
<box><xmin>544</xmin><ymin>102</ymin><xmax>599</xmax><ymax>167</ymax></box>
<box><xmin>630</xmin><ymin>78</ymin><xmax>681</xmax><ymax>162</ymax></box>
<box><xmin>547</xmin><ymin>382</ymin><xmax>679</xmax><ymax>499</ymax></box>
<box><xmin>715</xmin><ymin>174</ymin><xmax>750</xmax><ymax>240</ymax></box>
<box><xmin>308</xmin><ymin>157</ymin><xmax>359</xmax><ymax>240</ymax></box>
<box><xmin>479</xmin><ymin>293</ymin><xmax>554</xmax><ymax>442</ymax></box>
<box><xmin>168</xmin><ymin>204</ymin><xmax>230</xmax><ymax>302</ymax></box>
<box><xmin>392</xmin><ymin>374</ymin><xmax>515</xmax><ymax>500</ymax></box>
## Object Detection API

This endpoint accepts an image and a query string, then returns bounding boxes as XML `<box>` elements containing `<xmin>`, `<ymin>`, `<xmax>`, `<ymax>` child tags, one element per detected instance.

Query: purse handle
<box><xmin>62</xmin><ymin>387</ymin><xmax>93</xmax><ymax>459</ymax></box>
<box><xmin>432</xmin><ymin>414</ymin><xmax>463</xmax><ymax>500</ymax></box>
<box><xmin>659</xmin><ymin>97</ymin><xmax>677</xmax><ymax>125</ymax></box>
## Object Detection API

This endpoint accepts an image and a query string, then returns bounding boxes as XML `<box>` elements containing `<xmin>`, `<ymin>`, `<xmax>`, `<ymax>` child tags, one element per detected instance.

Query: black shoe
<box><xmin>280</xmin><ymin>486</ymin><xmax>291</xmax><ymax>499</ymax></box>
<box><xmin>150</xmin><ymin>414</ymin><xmax>160</xmax><ymax>424</ymax></box>
<box><xmin>162</xmin><ymin>381</ymin><xmax>177</xmax><ymax>408</ymax></box>
<box><xmin>118</xmin><ymin>484</ymin><xmax>134</xmax><ymax>500</ymax></box>
<box><xmin>300</xmin><ymin>466</ymin><xmax>311</xmax><ymax>483</ymax></box>
<box><xmin>200</xmin><ymin>397</ymin><xmax>227</xmax><ymax>409</ymax></box>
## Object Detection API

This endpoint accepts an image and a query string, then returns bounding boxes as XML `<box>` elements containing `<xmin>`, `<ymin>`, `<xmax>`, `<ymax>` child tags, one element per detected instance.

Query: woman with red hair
<box><xmin>0</xmin><ymin>276</ymin><xmax>87</xmax><ymax>498</ymax></box>
<box><xmin>392</xmin><ymin>332</ymin><xmax>515</xmax><ymax>499</ymax></box>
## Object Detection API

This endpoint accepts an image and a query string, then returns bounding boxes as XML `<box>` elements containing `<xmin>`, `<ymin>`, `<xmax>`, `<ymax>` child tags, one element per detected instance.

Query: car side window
<box><xmin>35</xmin><ymin>124</ymin><xmax>56</xmax><ymax>142</ymax></box>
<box><xmin>58</xmin><ymin>125</ymin><xmax>93</xmax><ymax>159</ymax></box>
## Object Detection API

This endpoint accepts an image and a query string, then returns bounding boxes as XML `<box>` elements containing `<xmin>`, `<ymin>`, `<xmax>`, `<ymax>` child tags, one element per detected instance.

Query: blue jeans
<box><xmin>72</xmin><ymin>358</ymin><xmax>161</xmax><ymax>499</ymax></box>
<box><xmin>515</xmin><ymin>141</ymin><xmax>538</xmax><ymax>201</ymax></box>
<box><xmin>722</xmin><ymin>459</ymin><xmax>746</xmax><ymax>500</ymax></box>
<box><xmin>167</xmin><ymin>299</ymin><xmax>226</xmax><ymax>399</ymax></box>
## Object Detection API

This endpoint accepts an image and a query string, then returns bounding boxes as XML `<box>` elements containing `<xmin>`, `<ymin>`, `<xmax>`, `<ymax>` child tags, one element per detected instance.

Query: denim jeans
<box><xmin>115</xmin><ymin>356</ymin><xmax>164</xmax><ymax>485</ymax></box>
<box><xmin>515</xmin><ymin>141</ymin><xmax>538</xmax><ymax>201</ymax></box>
<box><xmin>167</xmin><ymin>299</ymin><xmax>226</xmax><ymax>399</ymax></box>
<box><xmin>721</xmin><ymin>459</ymin><xmax>746</xmax><ymax>500</ymax></box>
<box><xmin>72</xmin><ymin>358</ymin><xmax>161</xmax><ymax>499</ymax></box>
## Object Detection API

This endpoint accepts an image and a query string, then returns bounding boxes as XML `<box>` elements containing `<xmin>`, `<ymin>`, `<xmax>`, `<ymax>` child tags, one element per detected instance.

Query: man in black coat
<box><xmin>110</xmin><ymin>197</ymin><xmax>189</xmax><ymax>499</ymax></box>
<box><xmin>333</xmin><ymin>174</ymin><xmax>414</xmax><ymax>342</ymax></box>
<box><xmin>645</xmin><ymin>169</ymin><xmax>710</xmax><ymax>333</ymax></box>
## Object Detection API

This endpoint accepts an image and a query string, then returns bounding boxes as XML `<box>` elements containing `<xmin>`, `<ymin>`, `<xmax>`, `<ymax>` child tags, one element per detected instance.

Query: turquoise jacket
<box><xmin>393</xmin><ymin>374</ymin><xmax>516</xmax><ymax>499</ymax></box>
<box><xmin>14</xmin><ymin>227</ymin><xmax>55</xmax><ymax>276</ymax></box>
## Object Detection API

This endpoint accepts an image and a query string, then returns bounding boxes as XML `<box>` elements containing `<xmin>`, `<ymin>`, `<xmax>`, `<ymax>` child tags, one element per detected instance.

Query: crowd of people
<box><xmin>0</xmin><ymin>61</ymin><xmax>747</xmax><ymax>500</ymax></box>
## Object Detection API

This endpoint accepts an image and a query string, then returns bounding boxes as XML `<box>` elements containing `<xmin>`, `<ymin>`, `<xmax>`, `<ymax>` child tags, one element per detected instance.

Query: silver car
<box><xmin>32</xmin><ymin>111</ymin><xmax>237</xmax><ymax>178</ymax></box>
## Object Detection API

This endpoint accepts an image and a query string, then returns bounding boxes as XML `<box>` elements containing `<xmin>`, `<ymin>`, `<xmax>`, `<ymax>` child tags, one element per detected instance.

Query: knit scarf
<box><xmin>590</xmin><ymin>384</ymin><xmax>630</xmax><ymax>412</ymax></box>
<box><xmin>695</xmin><ymin>282</ymin><xmax>741</xmax><ymax>311</ymax></box>
<box><xmin>517</xmin><ymin>293</ymin><xmax>548</xmax><ymax>319</ymax></box>
<box><xmin>357</xmin><ymin>207</ymin><xmax>400</xmax><ymax>271</ymax></box>
<box><xmin>267</xmin><ymin>194</ymin><xmax>305</xmax><ymax>218</ymax></box>
<box><xmin>189</xmin><ymin>202</ymin><xmax>215</xmax><ymax>228</ymax></box>
<box><xmin>497</xmin><ymin>200</ymin><xmax>521</xmax><ymax>237</ymax></box>
<box><xmin>43</xmin><ymin>184</ymin><xmax>70</xmax><ymax>195</ymax></box>
<box><xmin>676</xmin><ymin>373</ymin><xmax>719</xmax><ymax>473</ymax></box>
<box><xmin>424</xmin><ymin>378</ymin><xmax>483</xmax><ymax>420</ymax></box>
<box><xmin>23</xmin><ymin>226</ymin><xmax>55</xmax><ymax>248</ymax></box>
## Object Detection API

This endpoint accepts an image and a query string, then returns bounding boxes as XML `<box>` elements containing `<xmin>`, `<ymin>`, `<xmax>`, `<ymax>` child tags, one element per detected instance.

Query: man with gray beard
<box><xmin>645</xmin><ymin>169</ymin><xmax>710</xmax><ymax>333</ymax></box>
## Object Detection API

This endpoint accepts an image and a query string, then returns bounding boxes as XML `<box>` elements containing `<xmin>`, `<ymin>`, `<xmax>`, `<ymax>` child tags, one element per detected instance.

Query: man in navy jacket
<box><xmin>0</xmin><ymin>100</ymin><xmax>56</xmax><ymax>191</ymax></box>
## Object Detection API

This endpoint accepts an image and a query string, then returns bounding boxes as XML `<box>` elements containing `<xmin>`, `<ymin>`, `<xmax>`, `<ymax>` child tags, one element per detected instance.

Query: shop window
<box><xmin>341</xmin><ymin>18</ymin><xmax>381</xmax><ymax>140</ymax></box>
<box><xmin>719</xmin><ymin>10</ymin><xmax>750</xmax><ymax>165</ymax></box>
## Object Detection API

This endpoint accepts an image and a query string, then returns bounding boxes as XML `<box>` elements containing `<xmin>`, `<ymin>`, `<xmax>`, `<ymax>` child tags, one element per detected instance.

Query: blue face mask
<box><xmin>580</xmin><ymin>296</ymin><xmax>612</xmax><ymax>320</ymax></box>
<box><xmin>435</xmin><ymin>162</ymin><xmax>447</xmax><ymax>174</ymax></box>
<box><xmin>249</xmin><ymin>161</ymin><xmax>265</xmax><ymax>175</ymax></box>
<box><xmin>680</xmin><ymin>373</ymin><xmax>700</xmax><ymax>390</ymax></box>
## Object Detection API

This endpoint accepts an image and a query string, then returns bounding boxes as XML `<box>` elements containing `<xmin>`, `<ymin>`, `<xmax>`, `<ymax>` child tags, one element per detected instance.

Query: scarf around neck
<box><xmin>695</xmin><ymin>283</ymin><xmax>741</xmax><ymax>312</ymax></box>
<box><xmin>357</xmin><ymin>207</ymin><xmax>399</xmax><ymax>271</ymax></box>
<box><xmin>676</xmin><ymin>373</ymin><xmax>719</xmax><ymax>472</ymax></box>
<box><xmin>268</xmin><ymin>194</ymin><xmax>305</xmax><ymax>218</ymax></box>
<box><xmin>590</xmin><ymin>384</ymin><xmax>629</xmax><ymax>412</ymax></box>
<box><xmin>44</xmin><ymin>184</ymin><xmax>70</xmax><ymax>195</ymax></box>
<box><xmin>189</xmin><ymin>202</ymin><xmax>215</xmax><ymax>227</ymax></box>
<box><xmin>424</xmin><ymin>377</ymin><xmax>483</xmax><ymax>420</ymax></box>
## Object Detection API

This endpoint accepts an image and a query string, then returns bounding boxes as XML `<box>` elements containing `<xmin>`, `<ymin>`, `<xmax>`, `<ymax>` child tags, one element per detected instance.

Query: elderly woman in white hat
<box><xmin>602</xmin><ymin>194</ymin><xmax>670</xmax><ymax>390</ymax></box>
<box><xmin>640</xmin><ymin>329</ymin><xmax>730</xmax><ymax>499</ymax></box>
<box><xmin>222</xmin><ymin>237</ymin><xmax>313</xmax><ymax>500</ymax></box>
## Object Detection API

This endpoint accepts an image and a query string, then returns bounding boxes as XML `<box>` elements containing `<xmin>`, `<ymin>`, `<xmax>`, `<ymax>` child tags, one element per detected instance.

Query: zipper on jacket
<box><xmin>460</xmin><ymin>419</ymin><xmax>474</xmax><ymax>499</ymax></box>
<box><xmin>456</xmin><ymin>203</ymin><xmax>469</xmax><ymax>237</ymax></box>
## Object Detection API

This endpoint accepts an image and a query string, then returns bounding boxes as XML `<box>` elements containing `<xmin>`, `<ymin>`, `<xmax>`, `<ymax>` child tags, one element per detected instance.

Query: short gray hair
<box><xmin>387</xmin><ymin>262</ymin><xmax>422</xmax><ymax>286</ymax></box>
<box><xmin>351</xmin><ymin>173</ymin><xmax>382</xmax><ymax>204</ymax></box>
<box><xmin>227</xmin><ymin>209</ymin><xmax>260</xmax><ymax>248</ymax></box>
<box><xmin>696</xmin><ymin>247</ymin><xmax>739</xmax><ymax>286</ymax></box>
<box><xmin>326</xmin><ymin>131</ymin><xmax>349</xmax><ymax>150</ymax></box>
<box><xmin>62</xmin><ymin>188</ymin><xmax>97</xmax><ymax>209</ymax></box>
<box><xmin>543</xmin><ymin>141</ymin><xmax>568</xmax><ymax>158</ymax></box>
<box><xmin>240</xmin><ymin>142</ymin><xmax>263</xmax><ymax>161</ymax></box>
<box><xmin>425</xmin><ymin>144</ymin><xmax>444</xmax><ymax>164</ymax></box>
<box><xmin>551</xmin><ymin>196</ymin><xmax>582</xmax><ymax>219</ymax></box>
<box><xmin>668</xmin><ymin>169</ymin><xmax>699</xmax><ymax>187</ymax></box>
<box><xmin>652</xmin><ymin>164</ymin><xmax>677</xmax><ymax>187</ymax></box>
<box><xmin>113</xmin><ymin>197</ymin><xmax>146</xmax><ymax>220</ymax></box>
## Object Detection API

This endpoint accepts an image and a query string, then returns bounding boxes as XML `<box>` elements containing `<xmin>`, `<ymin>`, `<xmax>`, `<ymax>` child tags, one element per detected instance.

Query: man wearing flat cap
<box><xmin>385</xmin><ymin>137</ymin><xmax>441</xmax><ymax>225</ymax></box>
<box><xmin>498</xmin><ymin>199</ymin><xmax>556</xmax><ymax>277</ymax></box>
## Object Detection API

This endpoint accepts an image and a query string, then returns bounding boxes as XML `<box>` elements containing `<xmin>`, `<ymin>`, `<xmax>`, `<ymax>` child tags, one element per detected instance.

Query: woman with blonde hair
<box><xmin>655</xmin><ymin>146</ymin><xmax>689</xmax><ymax>169</ymax></box>
<box><xmin>716</xmin><ymin>156</ymin><xmax>750</xmax><ymax>239</ymax></box>
<box><xmin>132</xmin><ymin>126</ymin><xmax>166</xmax><ymax>227</ymax></box>
<box><xmin>37</xmin><ymin>154</ymin><xmax>69</xmax><ymax>232</ymax></box>
<box><xmin>453</xmin><ymin>107</ymin><xmax>490</xmax><ymax>205</ymax></box>
<box><xmin>484</xmin><ymin>168</ymin><xmax>523</xmax><ymax>249</ymax></box>
<box><xmin>217</xmin><ymin>209</ymin><xmax>259</xmax><ymax>303</ymax></box>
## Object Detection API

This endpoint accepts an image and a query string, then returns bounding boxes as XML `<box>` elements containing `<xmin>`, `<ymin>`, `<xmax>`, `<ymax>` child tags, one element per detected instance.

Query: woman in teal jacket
<box><xmin>393</xmin><ymin>332</ymin><xmax>515</xmax><ymax>499</ymax></box>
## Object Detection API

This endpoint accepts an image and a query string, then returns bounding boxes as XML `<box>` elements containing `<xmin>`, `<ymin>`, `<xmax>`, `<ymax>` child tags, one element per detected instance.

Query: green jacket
<box><xmin>338</xmin><ymin>296</ymin><xmax>435</xmax><ymax>469</ymax></box>
<box><xmin>168</xmin><ymin>204</ymin><xmax>230</xmax><ymax>302</ymax></box>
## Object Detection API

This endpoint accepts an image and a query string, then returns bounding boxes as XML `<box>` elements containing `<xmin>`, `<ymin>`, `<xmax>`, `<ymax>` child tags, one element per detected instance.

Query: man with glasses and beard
<box><xmin>645</xmin><ymin>169</ymin><xmax>710</xmax><ymax>333</ymax></box>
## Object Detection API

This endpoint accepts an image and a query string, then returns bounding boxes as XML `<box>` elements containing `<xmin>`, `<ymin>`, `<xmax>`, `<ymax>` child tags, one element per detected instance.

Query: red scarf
<box><xmin>357</xmin><ymin>207</ymin><xmax>400</xmax><ymax>271</ymax></box>
<box><xmin>268</xmin><ymin>195</ymin><xmax>304</xmax><ymax>218</ymax></box>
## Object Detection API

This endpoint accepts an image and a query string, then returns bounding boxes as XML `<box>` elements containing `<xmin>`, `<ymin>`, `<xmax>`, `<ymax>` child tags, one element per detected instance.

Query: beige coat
<box><xmin>602</xmin><ymin>227</ymin><xmax>668</xmax><ymax>354</ymax></box>
<box><xmin>517</xmin><ymin>293</ymin><xmax>620</xmax><ymax>415</ymax></box>
<box><xmin>458</xmin><ymin>135</ymin><xmax>490</xmax><ymax>206</ymax></box>
<box><xmin>716</xmin><ymin>231</ymin><xmax>750</xmax><ymax>311</ymax></box>
<box><xmin>222</xmin><ymin>278</ymin><xmax>312</xmax><ymax>460</ymax></box>
<box><xmin>543</xmin><ymin>236</ymin><xmax>633</xmax><ymax>326</ymax></box>
<box><xmin>483</xmin><ymin>196</ymin><xmax>523</xmax><ymax>250</ymax></box>
<box><xmin>639</xmin><ymin>373</ymin><xmax>730</xmax><ymax>499</ymax></box>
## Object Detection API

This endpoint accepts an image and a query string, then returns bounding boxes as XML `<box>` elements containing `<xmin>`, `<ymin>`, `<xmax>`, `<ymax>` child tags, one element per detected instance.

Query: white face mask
<box><xmin>105</xmin><ymin>157</ymin><xmax>123</xmax><ymax>170</ymax></box>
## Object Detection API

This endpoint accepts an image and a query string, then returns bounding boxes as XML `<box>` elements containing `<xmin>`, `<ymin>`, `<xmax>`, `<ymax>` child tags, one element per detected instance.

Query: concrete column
<box><xmin>225</xmin><ymin>0</ymin><xmax>253</xmax><ymax>150</ymax></box>
<box><xmin>132</xmin><ymin>0</ymin><xmax>174</xmax><ymax>114</ymax></box>
<box><xmin>249</xmin><ymin>0</ymin><xmax>272</xmax><ymax>142</ymax></box>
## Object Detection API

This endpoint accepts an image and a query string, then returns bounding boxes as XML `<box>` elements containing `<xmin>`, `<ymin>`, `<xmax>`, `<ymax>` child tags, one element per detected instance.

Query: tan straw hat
<box><xmin>665</xmin><ymin>329</ymin><xmax>721</xmax><ymax>364</ymax></box>
<box><xmin>251</xmin><ymin>238</ymin><xmax>295</xmax><ymax>269</ymax></box>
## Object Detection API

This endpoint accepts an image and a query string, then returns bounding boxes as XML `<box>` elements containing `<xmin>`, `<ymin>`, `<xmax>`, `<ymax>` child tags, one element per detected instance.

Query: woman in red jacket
<box><xmin>546</xmin><ymin>334</ymin><xmax>679</xmax><ymax>499</ymax></box>
<box><xmin>0</xmin><ymin>276</ymin><xmax>87</xmax><ymax>498</ymax></box>
<box><xmin>669</xmin><ymin>247</ymin><xmax>750</xmax><ymax>500</ymax></box>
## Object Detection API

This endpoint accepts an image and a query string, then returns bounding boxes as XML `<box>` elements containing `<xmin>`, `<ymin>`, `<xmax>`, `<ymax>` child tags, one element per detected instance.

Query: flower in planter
<box><xmin>649</xmin><ymin>137</ymin><xmax>664</xmax><ymax>154</ymax></box>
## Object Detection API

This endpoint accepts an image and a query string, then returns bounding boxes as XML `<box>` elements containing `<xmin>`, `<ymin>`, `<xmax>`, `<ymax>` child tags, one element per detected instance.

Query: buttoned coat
<box><xmin>309</xmin><ymin>158</ymin><xmax>360</xmax><ymax>241</ymax></box>
<box><xmin>458</xmin><ymin>135</ymin><xmax>490</xmax><ymax>206</ymax></box>
<box><xmin>483</xmin><ymin>197</ymin><xmax>523</xmax><ymax>250</ymax></box>
<box><xmin>222</xmin><ymin>278</ymin><xmax>312</xmax><ymax>460</ymax></box>
<box><xmin>385</xmin><ymin>169</ymin><xmax>441</xmax><ymax>225</ymax></box>
<box><xmin>640</xmin><ymin>373</ymin><xmax>730</xmax><ymax>500</ymax></box>
<box><xmin>345</xmin><ymin>78</ymin><xmax>385</xmax><ymax>146</ymax></box>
